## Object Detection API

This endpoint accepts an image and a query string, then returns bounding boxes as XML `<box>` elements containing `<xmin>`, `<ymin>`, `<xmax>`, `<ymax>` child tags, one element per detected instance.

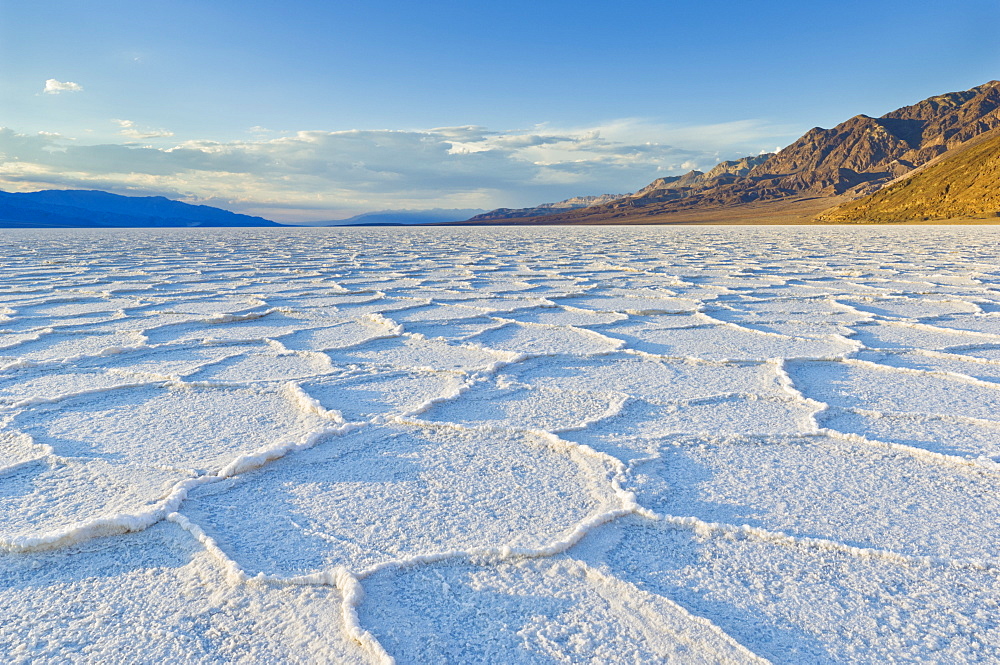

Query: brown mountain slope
<box><xmin>743</xmin><ymin>81</ymin><xmax>1000</xmax><ymax>193</ymax></box>
<box><xmin>458</xmin><ymin>80</ymin><xmax>1000</xmax><ymax>225</ymax></box>
<box><xmin>817</xmin><ymin>129</ymin><xmax>1000</xmax><ymax>223</ymax></box>
<box><xmin>466</xmin><ymin>193</ymin><xmax>628</xmax><ymax>222</ymax></box>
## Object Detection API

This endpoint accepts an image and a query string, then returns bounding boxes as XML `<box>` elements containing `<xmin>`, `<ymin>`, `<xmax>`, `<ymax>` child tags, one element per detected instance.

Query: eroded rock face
<box><xmin>818</xmin><ymin>128</ymin><xmax>1000</xmax><ymax>222</ymax></box>
<box><xmin>747</xmin><ymin>82</ymin><xmax>1000</xmax><ymax>192</ymax></box>
<box><xmin>640</xmin><ymin>81</ymin><xmax>1000</xmax><ymax>208</ymax></box>
<box><xmin>468</xmin><ymin>81</ymin><xmax>1000</xmax><ymax>224</ymax></box>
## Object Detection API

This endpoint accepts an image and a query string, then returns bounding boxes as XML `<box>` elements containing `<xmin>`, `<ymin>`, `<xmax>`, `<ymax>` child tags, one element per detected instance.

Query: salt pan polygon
<box><xmin>3</xmin><ymin>225</ymin><xmax>1000</xmax><ymax>663</ymax></box>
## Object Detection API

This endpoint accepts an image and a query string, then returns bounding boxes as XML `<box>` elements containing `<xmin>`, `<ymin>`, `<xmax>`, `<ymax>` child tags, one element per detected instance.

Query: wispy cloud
<box><xmin>113</xmin><ymin>119</ymin><xmax>175</xmax><ymax>140</ymax></box>
<box><xmin>42</xmin><ymin>79</ymin><xmax>83</xmax><ymax>94</ymax></box>
<box><xmin>0</xmin><ymin>119</ymin><xmax>797</xmax><ymax>221</ymax></box>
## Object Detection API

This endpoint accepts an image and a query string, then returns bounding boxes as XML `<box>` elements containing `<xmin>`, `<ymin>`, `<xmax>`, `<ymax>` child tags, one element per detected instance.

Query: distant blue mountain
<box><xmin>314</xmin><ymin>208</ymin><xmax>487</xmax><ymax>226</ymax></box>
<box><xmin>0</xmin><ymin>189</ymin><xmax>284</xmax><ymax>228</ymax></box>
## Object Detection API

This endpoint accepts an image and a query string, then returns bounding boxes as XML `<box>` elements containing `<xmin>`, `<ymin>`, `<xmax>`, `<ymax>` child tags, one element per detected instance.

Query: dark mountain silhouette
<box><xmin>0</xmin><ymin>190</ymin><xmax>283</xmax><ymax>228</ymax></box>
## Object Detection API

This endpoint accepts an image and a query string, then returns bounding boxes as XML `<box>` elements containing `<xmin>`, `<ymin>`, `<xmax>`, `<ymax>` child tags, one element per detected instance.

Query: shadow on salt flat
<box><xmin>551</xmin><ymin>295</ymin><xmax>698</xmax><ymax>315</ymax></box>
<box><xmin>0</xmin><ymin>432</ymin><xmax>45</xmax><ymax>471</ymax></box>
<box><xmin>151</xmin><ymin>294</ymin><xmax>267</xmax><ymax>315</ymax></box>
<box><xmin>633</xmin><ymin>435</ymin><xmax>1000</xmax><ymax>559</ymax></box>
<box><xmin>260</xmin><ymin>293</ymin><xmax>379</xmax><ymax>310</ymax></box>
<box><xmin>330</xmin><ymin>298</ymin><xmax>435</xmax><ymax>318</ymax></box>
<box><xmin>300</xmin><ymin>370</ymin><xmax>466</xmax><ymax>420</ymax></box>
<box><xmin>0</xmin><ymin>521</ymin><xmax>192</xmax><ymax>588</ymax></box>
<box><xmin>818</xmin><ymin>408</ymin><xmax>1000</xmax><ymax>461</ymax></box>
<box><xmin>598</xmin><ymin>321</ymin><xmax>854</xmax><ymax>361</ymax></box>
<box><xmin>12</xmin><ymin>383</ymin><xmax>327</xmax><ymax>471</ymax></box>
<box><xmin>73</xmin><ymin>311</ymin><xmax>203</xmax><ymax>335</ymax></box>
<box><xmin>12</xmin><ymin>297</ymin><xmax>147</xmax><ymax>319</ymax></box>
<box><xmin>361</xmin><ymin>568</ymin><xmax>572</xmax><ymax>665</ymax></box>
<box><xmin>788</xmin><ymin>359</ymin><xmax>1000</xmax><ymax>422</ymax></box>
<box><xmin>849</xmin><ymin>320</ymin><xmax>996</xmax><ymax>350</ymax></box>
<box><xmin>0</xmin><ymin>368</ymin><xmax>141</xmax><ymax>406</ymax></box>
<box><xmin>920</xmin><ymin>314</ymin><xmax>1000</xmax><ymax>336</ymax></box>
<box><xmin>74</xmin><ymin>342</ymin><xmax>256</xmax><ymax>377</ymax></box>
<box><xmin>498</xmin><ymin>307</ymin><xmax>628</xmax><ymax>328</ymax></box>
<box><xmin>278</xmin><ymin>317</ymin><xmax>401</xmax><ymax>352</ymax></box>
<box><xmin>504</xmin><ymin>355</ymin><xmax>783</xmax><ymax>403</ymax></box>
<box><xmin>0</xmin><ymin>330</ymin><xmax>147</xmax><ymax>362</ymax></box>
<box><xmin>711</xmin><ymin>296</ymin><xmax>865</xmax><ymax>320</ymax></box>
<box><xmin>461</xmin><ymin>278</ymin><xmax>537</xmax><ymax>294</ymax></box>
<box><xmin>0</xmin><ymin>329</ymin><xmax>49</xmax><ymax>350</ymax></box>
<box><xmin>596</xmin><ymin>312</ymin><xmax>709</xmax><ymax>331</ymax></box>
<box><xmin>954</xmin><ymin>345</ymin><xmax>1000</xmax><ymax>361</ymax></box>
<box><xmin>359</xmin><ymin>556</ymin><xmax>761</xmax><ymax>665</ymax></box>
<box><xmin>187</xmin><ymin>347</ymin><xmax>333</xmax><ymax>382</ymax></box>
<box><xmin>396</xmin><ymin>318</ymin><xmax>504</xmax><ymax>342</ymax></box>
<box><xmin>428</xmin><ymin>297</ymin><xmax>554</xmax><ymax>314</ymax></box>
<box><xmin>420</xmin><ymin>381</ymin><xmax>625</xmax><ymax>433</ymax></box>
<box><xmin>977</xmin><ymin>301</ymin><xmax>1000</xmax><ymax>314</ymax></box>
<box><xmin>0</xmin><ymin>522</ymin><xmax>361</xmax><ymax>663</ymax></box>
<box><xmin>181</xmin><ymin>424</ymin><xmax>617</xmax><ymax>576</ymax></box>
<box><xmin>467</xmin><ymin>322</ymin><xmax>623</xmax><ymax>357</ymax></box>
<box><xmin>3</xmin><ymin>312</ymin><xmax>121</xmax><ymax>332</ymax></box>
<box><xmin>714</xmin><ymin>319</ymin><xmax>859</xmax><ymax>339</ymax></box>
<box><xmin>140</xmin><ymin>311</ymin><xmax>323</xmax><ymax>345</ymax></box>
<box><xmin>386</xmin><ymin>302</ymin><xmax>496</xmax><ymax>323</ymax></box>
<box><xmin>327</xmin><ymin>336</ymin><xmax>514</xmax><ymax>372</ymax></box>
<box><xmin>0</xmin><ymin>459</ymin><xmax>186</xmax><ymax>544</ymax></box>
<box><xmin>838</xmin><ymin>296</ymin><xmax>982</xmax><ymax>320</ymax></box>
<box><xmin>852</xmin><ymin>349</ymin><xmax>1000</xmax><ymax>384</ymax></box>
<box><xmin>704</xmin><ymin>298</ymin><xmax>868</xmax><ymax>339</ymax></box>
<box><xmin>571</xmin><ymin>518</ymin><xmax>1000</xmax><ymax>664</ymax></box>
<box><xmin>560</xmin><ymin>397</ymin><xmax>817</xmax><ymax>464</ymax></box>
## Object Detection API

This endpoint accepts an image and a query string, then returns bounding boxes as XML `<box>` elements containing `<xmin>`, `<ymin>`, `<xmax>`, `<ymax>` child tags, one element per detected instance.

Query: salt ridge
<box><xmin>3</xmin><ymin>226</ymin><xmax>1000</xmax><ymax>662</ymax></box>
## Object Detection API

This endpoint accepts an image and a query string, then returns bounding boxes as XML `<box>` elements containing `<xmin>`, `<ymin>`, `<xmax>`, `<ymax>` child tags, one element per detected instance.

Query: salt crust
<box><xmin>2</xmin><ymin>226</ymin><xmax>1000</xmax><ymax>663</ymax></box>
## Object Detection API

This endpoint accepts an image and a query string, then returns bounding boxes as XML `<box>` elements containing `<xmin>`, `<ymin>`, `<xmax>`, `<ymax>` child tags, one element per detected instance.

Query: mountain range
<box><xmin>314</xmin><ymin>208</ymin><xmax>487</xmax><ymax>226</ymax></box>
<box><xmin>4</xmin><ymin>81</ymin><xmax>997</xmax><ymax>228</ymax></box>
<box><xmin>818</xmin><ymin>127</ymin><xmax>1000</xmax><ymax>223</ymax></box>
<box><xmin>460</xmin><ymin>80</ymin><xmax>1000</xmax><ymax>225</ymax></box>
<box><xmin>466</xmin><ymin>194</ymin><xmax>627</xmax><ymax>222</ymax></box>
<box><xmin>0</xmin><ymin>190</ymin><xmax>282</xmax><ymax>228</ymax></box>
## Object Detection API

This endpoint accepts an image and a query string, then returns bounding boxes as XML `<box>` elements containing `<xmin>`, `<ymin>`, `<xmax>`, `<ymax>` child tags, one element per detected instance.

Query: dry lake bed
<box><xmin>2</xmin><ymin>225</ymin><xmax>1000</xmax><ymax>663</ymax></box>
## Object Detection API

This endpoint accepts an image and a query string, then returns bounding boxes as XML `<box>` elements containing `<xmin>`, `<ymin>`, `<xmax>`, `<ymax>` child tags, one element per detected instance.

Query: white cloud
<box><xmin>0</xmin><ymin>118</ymin><xmax>799</xmax><ymax>221</ymax></box>
<box><xmin>43</xmin><ymin>79</ymin><xmax>83</xmax><ymax>94</ymax></box>
<box><xmin>113</xmin><ymin>119</ymin><xmax>175</xmax><ymax>140</ymax></box>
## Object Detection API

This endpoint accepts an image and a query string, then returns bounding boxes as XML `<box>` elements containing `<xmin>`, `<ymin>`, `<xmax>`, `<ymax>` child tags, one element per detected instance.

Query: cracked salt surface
<box><xmin>3</xmin><ymin>226</ymin><xmax>1000</xmax><ymax>663</ymax></box>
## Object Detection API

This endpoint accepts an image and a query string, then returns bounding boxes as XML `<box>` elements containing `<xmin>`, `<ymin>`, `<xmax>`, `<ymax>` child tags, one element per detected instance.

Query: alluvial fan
<box><xmin>2</xmin><ymin>226</ymin><xmax>1000</xmax><ymax>663</ymax></box>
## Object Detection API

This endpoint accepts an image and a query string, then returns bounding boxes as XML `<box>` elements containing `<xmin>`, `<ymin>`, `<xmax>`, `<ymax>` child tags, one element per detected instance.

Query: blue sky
<box><xmin>2</xmin><ymin>0</ymin><xmax>998</xmax><ymax>221</ymax></box>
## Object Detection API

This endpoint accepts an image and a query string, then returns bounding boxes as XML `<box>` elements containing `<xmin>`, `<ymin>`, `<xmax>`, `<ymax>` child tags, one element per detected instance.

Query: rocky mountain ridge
<box><xmin>612</xmin><ymin>154</ymin><xmax>775</xmax><ymax>208</ymax></box>
<box><xmin>466</xmin><ymin>193</ymin><xmax>628</xmax><ymax>222</ymax></box>
<box><xmin>306</xmin><ymin>208</ymin><xmax>487</xmax><ymax>226</ymax></box>
<box><xmin>461</xmin><ymin>80</ymin><xmax>1000</xmax><ymax>225</ymax></box>
<box><xmin>817</xmin><ymin>127</ymin><xmax>1000</xmax><ymax>223</ymax></box>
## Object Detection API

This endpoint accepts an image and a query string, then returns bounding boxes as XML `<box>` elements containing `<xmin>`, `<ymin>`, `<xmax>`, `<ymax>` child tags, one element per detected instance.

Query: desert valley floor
<box><xmin>2</xmin><ymin>226</ymin><xmax>1000</xmax><ymax>663</ymax></box>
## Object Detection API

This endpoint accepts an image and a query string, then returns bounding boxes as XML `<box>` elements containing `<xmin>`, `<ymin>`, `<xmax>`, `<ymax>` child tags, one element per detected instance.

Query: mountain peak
<box><xmin>459</xmin><ymin>80</ymin><xmax>1000</xmax><ymax>225</ymax></box>
<box><xmin>466</xmin><ymin>193</ymin><xmax>629</xmax><ymax>222</ymax></box>
<box><xmin>818</xmin><ymin>127</ymin><xmax>1000</xmax><ymax>222</ymax></box>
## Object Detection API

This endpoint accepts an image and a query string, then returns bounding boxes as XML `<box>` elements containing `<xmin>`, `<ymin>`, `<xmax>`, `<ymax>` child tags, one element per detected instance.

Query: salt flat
<box><xmin>2</xmin><ymin>225</ymin><xmax>1000</xmax><ymax>663</ymax></box>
